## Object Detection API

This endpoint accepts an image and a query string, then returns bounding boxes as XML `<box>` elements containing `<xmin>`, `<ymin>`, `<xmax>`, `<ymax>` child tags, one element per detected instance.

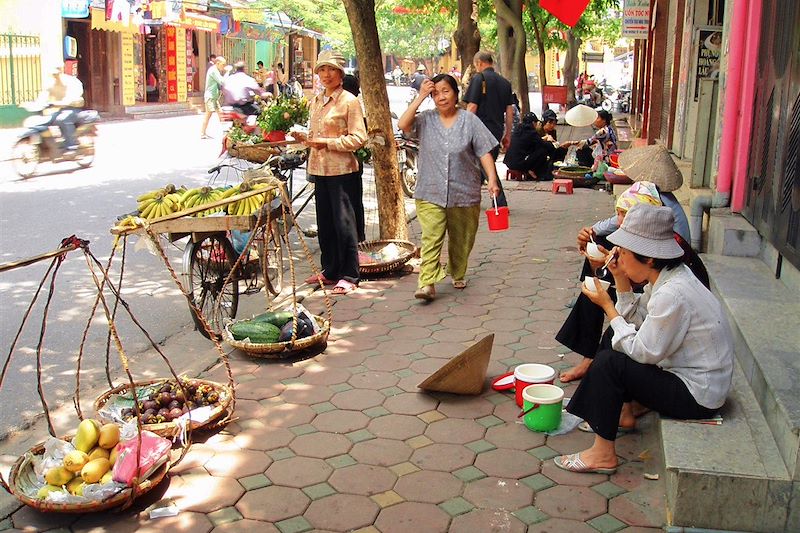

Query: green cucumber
<box><xmin>230</xmin><ymin>321</ymin><xmax>282</xmax><ymax>343</ymax></box>
<box><xmin>251</xmin><ymin>311</ymin><xmax>294</xmax><ymax>328</ymax></box>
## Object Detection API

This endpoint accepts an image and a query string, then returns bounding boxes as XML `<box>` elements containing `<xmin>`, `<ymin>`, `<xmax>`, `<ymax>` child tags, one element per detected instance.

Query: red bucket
<box><xmin>485</xmin><ymin>197</ymin><xmax>509</xmax><ymax>232</ymax></box>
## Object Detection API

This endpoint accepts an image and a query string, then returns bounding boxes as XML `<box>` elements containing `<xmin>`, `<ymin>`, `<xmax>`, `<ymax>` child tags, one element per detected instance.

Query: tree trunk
<box><xmin>342</xmin><ymin>0</ymin><xmax>407</xmax><ymax>240</ymax></box>
<box><xmin>563</xmin><ymin>29</ymin><xmax>581</xmax><ymax>108</ymax></box>
<box><xmin>530</xmin><ymin>11</ymin><xmax>548</xmax><ymax>93</ymax></box>
<box><xmin>494</xmin><ymin>0</ymin><xmax>529</xmax><ymax>113</ymax></box>
<box><xmin>454</xmin><ymin>0</ymin><xmax>480</xmax><ymax>84</ymax></box>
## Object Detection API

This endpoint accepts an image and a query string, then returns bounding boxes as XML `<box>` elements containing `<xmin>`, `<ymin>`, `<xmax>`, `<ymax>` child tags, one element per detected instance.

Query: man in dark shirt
<box><xmin>411</xmin><ymin>64</ymin><xmax>427</xmax><ymax>91</ymax></box>
<box><xmin>464</xmin><ymin>50</ymin><xmax>513</xmax><ymax>207</ymax></box>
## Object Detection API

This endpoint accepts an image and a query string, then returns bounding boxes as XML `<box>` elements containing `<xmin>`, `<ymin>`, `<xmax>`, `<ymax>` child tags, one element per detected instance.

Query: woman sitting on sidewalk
<box><xmin>554</xmin><ymin>204</ymin><xmax>734</xmax><ymax>474</ymax></box>
<box><xmin>398</xmin><ymin>74</ymin><xmax>501</xmax><ymax>301</ymax></box>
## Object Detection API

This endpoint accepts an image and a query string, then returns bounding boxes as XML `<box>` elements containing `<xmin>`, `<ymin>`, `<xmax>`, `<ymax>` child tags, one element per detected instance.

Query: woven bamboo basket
<box><xmin>553</xmin><ymin>166</ymin><xmax>598</xmax><ymax>188</ymax></box>
<box><xmin>94</xmin><ymin>378</ymin><xmax>233</xmax><ymax>438</ymax></box>
<box><xmin>8</xmin><ymin>436</ymin><xmax>169</xmax><ymax>513</ymax></box>
<box><xmin>224</xmin><ymin>316</ymin><xmax>330</xmax><ymax>358</ymax></box>
<box><xmin>358</xmin><ymin>240</ymin><xmax>417</xmax><ymax>275</ymax></box>
<box><xmin>228</xmin><ymin>141</ymin><xmax>281</xmax><ymax>163</ymax></box>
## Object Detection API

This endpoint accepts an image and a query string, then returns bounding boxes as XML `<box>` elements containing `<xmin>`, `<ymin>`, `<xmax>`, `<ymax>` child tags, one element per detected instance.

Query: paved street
<box><xmin>0</xmin><ymin>165</ymin><xmax>667</xmax><ymax>531</ymax></box>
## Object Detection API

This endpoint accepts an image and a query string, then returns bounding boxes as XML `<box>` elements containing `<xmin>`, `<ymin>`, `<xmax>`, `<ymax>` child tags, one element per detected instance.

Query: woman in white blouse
<box><xmin>554</xmin><ymin>204</ymin><xmax>734</xmax><ymax>474</ymax></box>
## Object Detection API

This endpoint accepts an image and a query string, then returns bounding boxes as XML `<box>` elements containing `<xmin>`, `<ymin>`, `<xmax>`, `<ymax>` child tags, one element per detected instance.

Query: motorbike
<box><xmin>12</xmin><ymin>104</ymin><xmax>99</xmax><ymax>178</ymax></box>
<box><xmin>601</xmin><ymin>87</ymin><xmax>631</xmax><ymax>113</ymax></box>
<box><xmin>395</xmin><ymin>131</ymin><xmax>418</xmax><ymax>198</ymax></box>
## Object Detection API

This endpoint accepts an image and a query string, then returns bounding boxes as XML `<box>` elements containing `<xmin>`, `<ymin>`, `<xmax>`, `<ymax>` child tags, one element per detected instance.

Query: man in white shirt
<box><xmin>221</xmin><ymin>61</ymin><xmax>264</xmax><ymax>115</ymax></box>
<box><xmin>38</xmin><ymin>67</ymin><xmax>84</xmax><ymax>151</ymax></box>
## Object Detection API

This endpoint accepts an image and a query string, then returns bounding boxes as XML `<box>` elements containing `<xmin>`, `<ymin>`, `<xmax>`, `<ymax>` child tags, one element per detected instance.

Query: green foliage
<box><xmin>250</xmin><ymin>0</ymin><xmax>355</xmax><ymax>55</ymax></box>
<box><xmin>524</xmin><ymin>0</ymin><xmax>622</xmax><ymax>50</ymax></box>
<box><xmin>258</xmin><ymin>96</ymin><xmax>310</xmax><ymax>133</ymax></box>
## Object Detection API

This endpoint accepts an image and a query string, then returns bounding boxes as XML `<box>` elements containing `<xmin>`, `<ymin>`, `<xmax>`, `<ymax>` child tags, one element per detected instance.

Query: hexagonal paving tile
<box><xmin>349</xmin><ymin>438</ymin><xmax>414</xmax><ymax>467</ymax></box>
<box><xmin>383</xmin><ymin>393</ymin><xmax>439</xmax><ymax>415</ymax></box>
<box><xmin>424</xmin><ymin>418</ymin><xmax>486</xmax><ymax>444</ymax></box>
<box><xmin>463</xmin><ymin>476</ymin><xmax>534</xmax><ymax>511</ymax></box>
<box><xmin>330</xmin><ymin>388</ymin><xmax>386</xmax><ymax>410</ymax></box>
<box><xmin>305</xmin><ymin>493</ymin><xmax>380</xmax><ymax>531</ymax></box>
<box><xmin>526</xmin><ymin>518</ymin><xmax>599</xmax><ymax>532</ymax></box>
<box><xmin>209</xmin><ymin>518</ymin><xmax>280</xmax><ymax>532</ymax></box>
<box><xmin>235</xmin><ymin>380</ymin><xmax>285</xmax><ymax>401</ymax></box>
<box><xmin>393</xmin><ymin>470</ymin><xmax>463</xmax><ymax>504</ymax></box>
<box><xmin>204</xmin><ymin>449</ymin><xmax>273</xmax><ymax>478</ymax></box>
<box><xmin>265</xmin><ymin>456</ymin><xmax>333</xmax><ymax>488</ymax></box>
<box><xmin>263</xmin><ymin>403</ymin><xmax>317</xmax><ymax>428</ymax></box>
<box><xmin>288</xmin><ymin>432</ymin><xmax>353</xmax><ymax>459</ymax></box>
<box><xmin>367</xmin><ymin>413</ymin><xmax>426</xmax><ymax>440</ymax></box>
<box><xmin>545</xmin><ymin>430</ymin><xmax>597</xmax><ymax>454</ymax></box>
<box><xmin>375</xmin><ymin>501</ymin><xmax>451</xmax><ymax>533</ymax></box>
<box><xmin>280</xmin><ymin>383</ymin><xmax>336</xmax><ymax>405</ymax></box>
<box><xmin>328</xmin><ymin>464</ymin><xmax>397</xmax><ymax>496</ymax></box>
<box><xmin>449</xmin><ymin>509</ymin><xmax>527</xmax><ymax>532</ymax></box>
<box><xmin>484</xmin><ymin>421</ymin><xmax>546</xmax><ymax>450</ymax></box>
<box><xmin>236</xmin><ymin>485</ymin><xmax>310</xmax><ymax>522</ymax></box>
<box><xmin>540</xmin><ymin>459</ymin><xmax>608</xmax><ymax>487</ymax></box>
<box><xmin>437</xmin><ymin>396</ymin><xmax>496</xmax><ymax>419</ymax></box>
<box><xmin>312</xmin><ymin>409</ymin><xmax>370</xmax><ymax>433</ymax></box>
<box><xmin>410</xmin><ymin>443</ymin><xmax>476</xmax><ymax>472</ymax></box>
<box><xmin>348</xmin><ymin>370</ymin><xmax>400</xmax><ymax>390</ymax></box>
<box><xmin>233</xmin><ymin>426</ymin><xmax>295</xmax><ymax>451</ymax></box>
<box><xmin>474</xmin><ymin>448</ymin><xmax>540</xmax><ymax>479</ymax></box>
<box><xmin>535</xmin><ymin>485</ymin><xmax>607</xmax><ymax>521</ymax></box>
<box><xmin>174</xmin><ymin>474</ymin><xmax>246</xmax><ymax>513</ymax></box>
<box><xmin>297</xmin><ymin>364</ymin><xmax>351</xmax><ymax>385</ymax></box>
<box><xmin>12</xmin><ymin>506</ymin><xmax>77</xmax><ymax>531</ymax></box>
<box><xmin>364</xmin><ymin>353</ymin><xmax>414</xmax><ymax>372</ymax></box>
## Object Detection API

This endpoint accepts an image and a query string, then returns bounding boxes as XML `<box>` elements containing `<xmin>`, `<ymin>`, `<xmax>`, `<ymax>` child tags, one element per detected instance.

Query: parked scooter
<box><xmin>395</xmin><ymin>132</ymin><xmax>418</xmax><ymax>198</ymax></box>
<box><xmin>601</xmin><ymin>87</ymin><xmax>631</xmax><ymax>114</ymax></box>
<box><xmin>12</xmin><ymin>104</ymin><xmax>99</xmax><ymax>178</ymax></box>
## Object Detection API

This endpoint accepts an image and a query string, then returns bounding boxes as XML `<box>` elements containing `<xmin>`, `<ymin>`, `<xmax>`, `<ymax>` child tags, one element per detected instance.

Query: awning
<box><xmin>90</xmin><ymin>8</ymin><xmax>139</xmax><ymax>34</ymax></box>
<box><xmin>181</xmin><ymin>11</ymin><xmax>220</xmax><ymax>32</ymax></box>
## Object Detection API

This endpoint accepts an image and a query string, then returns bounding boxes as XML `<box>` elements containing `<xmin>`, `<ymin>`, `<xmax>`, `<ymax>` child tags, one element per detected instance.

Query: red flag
<box><xmin>539</xmin><ymin>0</ymin><xmax>591</xmax><ymax>27</ymax></box>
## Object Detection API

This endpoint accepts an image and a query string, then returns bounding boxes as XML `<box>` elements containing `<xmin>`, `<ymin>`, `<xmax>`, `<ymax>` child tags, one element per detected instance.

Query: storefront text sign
<box><xmin>694</xmin><ymin>27</ymin><xmax>722</xmax><ymax>100</ymax></box>
<box><xmin>176</xmin><ymin>27</ymin><xmax>187</xmax><ymax>103</ymax></box>
<box><xmin>121</xmin><ymin>33</ymin><xmax>135</xmax><ymax>106</ymax></box>
<box><xmin>166</xmin><ymin>26</ymin><xmax>178</xmax><ymax>103</ymax></box>
<box><xmin>623</xmin><ymin>0</ymin><xmax>650</xmax><ymax>39</ymax></box>
<box><xmin>62</xmin><ymin>0</ymin><xmax>89</xmax><ymax>18</ymax></box>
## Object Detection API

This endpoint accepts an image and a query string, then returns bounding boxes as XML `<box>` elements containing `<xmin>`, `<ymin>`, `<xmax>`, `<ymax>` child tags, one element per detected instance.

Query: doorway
<box><xmin>144</xmin><ymin>28</ymin><xmax>160</xmax><ymax>102</ymax></box>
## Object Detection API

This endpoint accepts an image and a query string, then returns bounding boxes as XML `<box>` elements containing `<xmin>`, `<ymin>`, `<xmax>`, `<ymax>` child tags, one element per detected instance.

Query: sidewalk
<box><xmin>0</xmin><ymin>175</ymin><xmax>667</xmax><ymax>532</ymax></box>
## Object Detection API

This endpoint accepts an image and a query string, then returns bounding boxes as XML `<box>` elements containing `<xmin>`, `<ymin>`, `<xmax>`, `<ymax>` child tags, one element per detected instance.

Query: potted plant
<box><xmin>258</xmin><ymin>96</ymin><xmax>309</xmax><ymax>142</ymax></box>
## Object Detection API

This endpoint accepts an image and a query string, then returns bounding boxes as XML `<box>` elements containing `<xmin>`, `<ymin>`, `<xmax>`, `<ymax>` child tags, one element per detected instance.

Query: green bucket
<box><xmin>521</xmin><ymin>384</ymin><xmax>564</xmax><ymax>432</ymax></box>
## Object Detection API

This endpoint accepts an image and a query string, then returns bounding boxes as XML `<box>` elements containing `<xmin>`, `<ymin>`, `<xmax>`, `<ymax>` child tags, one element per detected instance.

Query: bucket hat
<box><xmin>618</xmin><ymin>144</ymin><xmax>684</xmax><ymax>192</ymax></box>
<box><xmin>416</xmin><ymin>63</ymin><xmax>426</xmax><ymax>71</ymax></box>
<box><xmin>565</xmin><ymin>104</ymin><xmax>597</xmax><ymax>127</ymax></box>
<box><xmin>315</xmin><ymin>49</ymin><xmax>345</xmax><ymax>73</ymax></box>
<box><xmin>608</xmin><ymin>204</ymin><xmax>683</xmax><ymax>259</ymax></box>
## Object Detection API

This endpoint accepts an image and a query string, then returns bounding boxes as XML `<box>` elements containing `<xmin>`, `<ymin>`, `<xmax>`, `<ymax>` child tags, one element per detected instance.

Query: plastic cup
<box><xmin>521</xmin><ymin>384</ymin><xmax>564</xmax><ymax>432</ymax></box>
<box><xmin>514</xmin><ymin>364</ymin><xmax>556</xmax><ymax>407</ymax></box>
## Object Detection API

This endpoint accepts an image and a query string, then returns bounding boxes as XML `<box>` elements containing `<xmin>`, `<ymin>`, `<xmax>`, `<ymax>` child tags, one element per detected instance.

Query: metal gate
<box><xmin>0</xmin><ymin>33</ymin><xmax>41</xmax><ymax>125</ymax></box>
<box><xmin>745</xmin><ymin>0</ymin><xmax>800</xmax><ymax>268</ymax></box>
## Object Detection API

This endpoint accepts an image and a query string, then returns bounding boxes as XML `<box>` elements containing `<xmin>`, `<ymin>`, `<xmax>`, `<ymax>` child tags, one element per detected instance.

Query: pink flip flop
<box><xmin>331</xmin><ymin>279</ymin><xmax>357</xmax><ymax>295</ymax></box>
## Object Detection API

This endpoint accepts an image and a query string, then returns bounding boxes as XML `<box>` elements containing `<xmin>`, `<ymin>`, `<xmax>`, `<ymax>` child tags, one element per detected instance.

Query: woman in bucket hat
<box><xmin>294</xmin><ymin>49</ymin><xmax>367</xmax><ymax>295</ymax></box>
<box><xmin>553</xmin><ymin>204</ymin><xmax>734</xmax><ymax>474</ymax></box>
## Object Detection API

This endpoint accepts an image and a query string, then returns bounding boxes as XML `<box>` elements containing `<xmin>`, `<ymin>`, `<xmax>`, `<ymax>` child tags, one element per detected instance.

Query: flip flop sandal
<box><xmin>553</xmin><ymin>453</ymin><xmax>617</xmax><ymax>474</ymax></box>
<box><xmin>305</xmin><ymin>273</ymin><xmax>336</xmax><ymax>285</ymax></box>
<box><xmin>452</xmin><ymin>279</ymin><xmax>467</xmax><ymax>289</ymax></box>
<box><xmin>578</xmin><ymin>421</ymin><xmax>635</xmax><ymax>435</ymax></box>
<box><xmin>414</xmin><ymin>285</ymin><xmax>435</xmax><ymax>301</ymax></box>
<box><xmin>331</xmin><ymin>280</ymin><xmax>357</xmax><ymax>295</ymax></box>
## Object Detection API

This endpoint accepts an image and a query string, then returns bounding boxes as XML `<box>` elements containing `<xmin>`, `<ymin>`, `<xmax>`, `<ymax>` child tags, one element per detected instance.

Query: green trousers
<box><xmin>416</xmin><ymin>200</ymin><xmax>481</xmax><ymax>288</ymax></box>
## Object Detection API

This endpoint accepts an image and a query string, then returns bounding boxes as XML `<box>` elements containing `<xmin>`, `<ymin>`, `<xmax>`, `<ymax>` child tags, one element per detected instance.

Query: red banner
<box><xmin>539</xmin><ymin>0</ymin><xmax>591</xmax><ymax>27</ymax></box>
<box><xmin>166</xmin><ymin>26</ymin><xmax>178</xmax><ymax>102</ymax></box>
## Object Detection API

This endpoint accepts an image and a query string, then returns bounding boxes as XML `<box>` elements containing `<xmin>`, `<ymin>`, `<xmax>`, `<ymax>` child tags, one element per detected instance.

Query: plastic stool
<box><xmin>506</xmin><ymin>169</ymin><xmax>525</xmax><ymax>181</ymax></box>
<box><xmin>552</xmin><ymin>179</ymin><xmax>574</xmax><ymax>195</ymax></box>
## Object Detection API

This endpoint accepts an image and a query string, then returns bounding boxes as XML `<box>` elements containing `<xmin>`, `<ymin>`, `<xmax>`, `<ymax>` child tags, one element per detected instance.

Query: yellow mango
<box><xmin>73</xmin><ymin>419</ymin><xmax>100</xmax><ymax>453</ymax></box>
<box><xmin>80</xmin><ymin>457</ymin><xmax>111</xmax><ymax>484</ymax></box>
<box><xmin>37</xmin><ymin>484</ymin><xmax>66</xmax><ymax>499</ymax></box>
<box><xmin>98</xmin><ymin>424</ymin><xmax>120</xmax><ymax>449</ymax></box>
<box><xmin>63</xmin><ymin>450</ymin><xmax>89</xmax><ymax>473</ymax></box>
<box><xmin>100</xmin><ymin>471</ymin><xmax>113</xmax><ymax>485</ymax></box>
<box><xmin>87</xmin><ymin>447</ymin><xmax>110</xmax><ymax>461</ymax></box>
<box><xmin>66</xmin><ymin>476</ymin><xmax>85</xmax><ymax>496</ymax></box>
<box><xmin>44</xmin><ymin>466</ymin><xmax>74</xmax><ymax>486</ymax></box>
<box><xmin>109</xmin><ymin>444</ymin><xmax>120</xmax><ymax>465</ymax></box>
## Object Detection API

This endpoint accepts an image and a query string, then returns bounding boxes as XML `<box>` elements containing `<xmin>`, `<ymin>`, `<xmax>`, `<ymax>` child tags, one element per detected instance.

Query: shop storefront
<box><xmin>289</xmin><ymin>33</ymin><xmax>319</xmax><ymax>89</ymax></box>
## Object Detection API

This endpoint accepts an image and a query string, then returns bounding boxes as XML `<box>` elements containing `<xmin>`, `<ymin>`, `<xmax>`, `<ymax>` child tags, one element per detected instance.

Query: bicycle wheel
<box><xmin>262</xmin><ymin>218</ymin><xmax>286</xmax><ymax>296</ymax></box>
<box><xmin>183</xmin><ymin>234</ymin><xmax>240</xmax><ymax>339</ymax></box>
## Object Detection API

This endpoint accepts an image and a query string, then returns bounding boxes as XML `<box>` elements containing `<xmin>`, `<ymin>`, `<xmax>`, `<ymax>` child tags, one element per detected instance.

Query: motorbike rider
<box><xmin>37</xmin><ymin>66</ymin><xmax>85</xmax><ymax>153</ymax></box>
<box><xmin>221</xmin><ymin>61</ymin><xmax>265</xmax><ymax>116</ymax></box>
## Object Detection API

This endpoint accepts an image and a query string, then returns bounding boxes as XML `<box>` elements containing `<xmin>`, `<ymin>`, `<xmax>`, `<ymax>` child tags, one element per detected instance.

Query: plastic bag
<box><xmin>564</xmin><ymin>145</ymin><xmax>579</xmax><ymax>166</ymax></box>
<box><xmin>112</xmin><ymin>431</ymin><xmax>171</xmax><ymax>486</ymax></box>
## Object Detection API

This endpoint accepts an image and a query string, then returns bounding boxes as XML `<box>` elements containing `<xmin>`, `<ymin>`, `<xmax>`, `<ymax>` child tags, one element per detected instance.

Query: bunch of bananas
<box><xmin>137</xmin><ymin>184</ymin><xmax>185</xmax><ymax>220</ymax></box>
<box><xmin>180</xmin><ymin>186</ymin><xmax>226</xmax><ymax>217</ymax></box>
<box><xmin>226</xmin><ymin>181</ymin><xmax>276</xmax><ymax>217</ymax></box>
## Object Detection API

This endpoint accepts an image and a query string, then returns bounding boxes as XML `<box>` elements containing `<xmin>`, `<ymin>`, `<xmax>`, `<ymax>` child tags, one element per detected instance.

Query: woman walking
<box><xmin>398</xmin><ymin>74</ymin><xmax>501</xmax><ymax>301</ymax></box>
<box><xmin>294</xmin><ymin>50</ymin><xmax>366</xmax><ymax>295</ymax></box>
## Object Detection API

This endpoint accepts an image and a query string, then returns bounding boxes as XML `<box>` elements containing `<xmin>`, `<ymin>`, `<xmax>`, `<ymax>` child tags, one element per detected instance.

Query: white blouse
<box><xmin>610</xmin><ymin>263</ymin><xmax>734</xmax><ymax>409</ymax></box>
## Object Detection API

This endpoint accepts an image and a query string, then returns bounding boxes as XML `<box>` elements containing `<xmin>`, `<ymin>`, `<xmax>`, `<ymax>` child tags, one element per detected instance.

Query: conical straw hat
<box><xmin>418</xmin><ymin>334</ymin><xmax>494</xmax><ymax>395</ymax></box>
<box><xmin>565</xmin><ymin>104</ymin><xmax>598</xmax><ymax>127</ymax></box>
<box><xmin>619</xmin><ymin>144</ymin><xmax>684</xmax><ymax>192</ymax></box>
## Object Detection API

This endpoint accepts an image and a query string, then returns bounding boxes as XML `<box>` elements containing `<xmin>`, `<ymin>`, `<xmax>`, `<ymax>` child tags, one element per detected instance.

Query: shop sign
<box><xmin>622</xmin><ymin>0</ymin><xmax>650</xmax><ymax>39</ymax></box>
<box><xmin>121</xmin><ymin>32</ymin><xmax>136</xmax><ymax>106</ymax></box>
<box><xmin>166</xmin><ymin>26</ymin><xmax>178</xmax><ymax>102</ymax></box>
<box><xmin>694</xmin><ymin>27</ymin><xmax>722</xmax><ymax>100</ymax></box>
<box><xmin>176</xmin><ymin>27</ymin><xmax>187</xmax><ymax>102</ymax></box>
<box><xmin>187</xmin><ymin>0</ymin><xmax>208</xmax><ymax>12</ymax></box>
<box><xmin>62</xmin><ymin>0</ymin><xmax>90</xmax><ymax>18</ymax></box>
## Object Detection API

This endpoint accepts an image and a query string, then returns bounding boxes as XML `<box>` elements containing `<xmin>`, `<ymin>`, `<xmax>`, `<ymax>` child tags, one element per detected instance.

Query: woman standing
<box><xmin>398</xmin><ymin>74</ymin><xmax>501</xmax><ymax>301</ymax></box>
<box><xmin>294</xmin><ymin>50</ymin><xmax>366</xmax><ymax>295</ymax></box>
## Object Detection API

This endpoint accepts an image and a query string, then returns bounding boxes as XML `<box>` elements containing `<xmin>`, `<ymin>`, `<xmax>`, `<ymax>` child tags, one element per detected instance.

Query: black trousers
<box><xmin>344</xmin><ymin>162</ymin><xmax>366</xmax><ymax>243</ymax></box>
<box><xmin>482</xmin><ymin>145</ymin><xmax>508</xmax><ymax>208</ymax></box>
<box><xmin>314</xmin><ymin>172</ymin><xmax>361</xmax><ymax>284</ymax></box>
<box><xmin>566</xmin><ymin>349</ymin><xmax>718</xmax><ymax>441</ymax></box>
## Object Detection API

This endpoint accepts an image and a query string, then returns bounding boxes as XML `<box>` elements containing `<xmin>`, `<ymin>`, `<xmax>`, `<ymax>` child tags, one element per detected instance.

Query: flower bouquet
<box><xmin>258</xmin><ymin>96</ymin><xmax>309</xmax><ymax>142</ymax></box>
